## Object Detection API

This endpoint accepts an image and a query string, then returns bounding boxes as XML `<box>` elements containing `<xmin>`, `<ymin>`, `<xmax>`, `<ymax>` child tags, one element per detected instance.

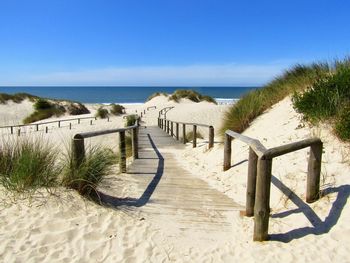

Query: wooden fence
<box><xmin>158</xmin><ymin>117</ymin><xmax>214</xmax><ymax>149</ymax></box>
<box><xmin>224</xmin><ymin>129</ymin><xmax>323</xmax><ymax>241</ymax></box>
<box><xmin>158</xmin><ymin>106</ymin><xmax>174</xmax><ymax>119</ymax></box>
<box><xmin>72</xmin><ymin>118</ymin><xmax>140</xmax><ymax>173</ymax></box>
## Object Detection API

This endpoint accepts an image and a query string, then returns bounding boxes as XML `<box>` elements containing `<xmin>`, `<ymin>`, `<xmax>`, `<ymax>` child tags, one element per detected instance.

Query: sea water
<box><xmin>0</xmin><ymin>86</ymin><xmax>257</xmax><ymax>104</ymax></box>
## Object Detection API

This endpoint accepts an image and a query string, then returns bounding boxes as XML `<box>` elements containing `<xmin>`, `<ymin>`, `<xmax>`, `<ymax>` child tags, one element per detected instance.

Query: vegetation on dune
<box><xmin>168</xmin><ymin>89</ymin><xmax>217</xmax><ymax>104</ymax></box>
<box><xmin>95</xmin><ymin>107</ymin><xmax>109</xmax><ymax>119</ymax></box>
<box><xmin>110</xmin><ymin>104</ymin><xmax>125</xmax><ymax>115</ymax></box>
<box><xmin>220</xmin><ymin>61</ymin><xmax>337</xmax><ymax>135</ymax></box>
<box><xmin>0</xmin><ymin>93</ymin><xmax>38</xmax><ymax>104</ymax></box>
<box><xmin>125</xmin><ymin>114</ymin><xmax>138</xmax><ymax>126</ymax></box>
<box><xmin>0</xmin><ymin>137</ymin><xmax>60</xmax><ymax>192</ymax></box>
<box><xmin>66</xmin><ymin>103</ymin><xmax>90</xmax><ymax>115</ymax></box>
<box><xmin>186</xmin><ymin>131</ymin><xmax>204</xmax><ymax>141</ymax></box>
<box><xmin>146</xmin><ymin>92</ymin><xmax>168</xmax><ymax>101</ymax></box>
<box><xmin>293</xmin><ymin>62</ymin><xmax>350</xmax><ymax>141</ymax></box>
<box><xmin>23</xmin><ymin>99</ymin><xmax>66</xmax><ymax>124</ymax></box>
<box><xmin>62</xmin><ymin>146</ymin><xmax>116</xmax><ymax>198</ymax></box>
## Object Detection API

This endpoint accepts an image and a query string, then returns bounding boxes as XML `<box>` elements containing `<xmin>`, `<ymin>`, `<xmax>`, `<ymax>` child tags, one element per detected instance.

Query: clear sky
<box><xmin>0</xmin><ymin>0</ymin><xmax>349</xmax><ymax>86</ymax></box>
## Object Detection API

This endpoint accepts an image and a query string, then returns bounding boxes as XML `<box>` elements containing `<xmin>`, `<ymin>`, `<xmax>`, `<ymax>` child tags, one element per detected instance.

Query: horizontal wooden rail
<box><xmin>72</xmin><ymin>119</ymin><xmax>140</xmax><ymax>173</ymax></box>
<box><xmin>147</xmin><ymin>106</ymin><xmax>157</xmax><ymax>110</ymax></box>
<box><xmin>158</xmin><ymin>117</ymin><xmax>214</xmax><ymax>149</ymax></box>
<box><xmin>224</xmin><ymin>129</ymin><xmax>323</xmax><ymax>241</ymax></box>
<box><xmin>158</xmin><ymin>106</ymin><xmax>174</xmax><ymax>118</ymax></box>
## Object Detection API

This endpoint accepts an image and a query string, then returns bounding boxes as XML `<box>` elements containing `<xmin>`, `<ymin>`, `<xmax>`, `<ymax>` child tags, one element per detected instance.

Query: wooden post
<box><xmin>17</xmin><ymin>129</ymin><xmax>20</xmax><ymax>136</ymax></box>
<box><xmin>107</xmin><ymin>116</ymin><xmax>109</xmax><ymax>122</ymax></box>
<box><xmin>182</xmin><ymin>124</ymin><xmax>186</xmax><ymax>144</ymax></box>
<box><xmin>171</xmin><ymin>122</ymin><xmax>174</xmax><ymax>137</ymax></box>
<box><xmin>246</xmin><ymin>147</ymin><xmax>258</xmax><ymax>217</ymax></box>
<box><xmin>144</xmin><ymin>109</ymin><xmax>146</xmax><ymax>114</ymax></box>
<box><xmin>45</xmin><ymin>126</ymin><xmax>48</xmax><ymax>133</ymax></box>
<box><xmin>58</xmin><ymin>121</ymin><xmax>61</xmax><ymax>128</ymax></box>
<box><xmin>208</xmin><ymin>126</ymin><xmax>214</xmax><ymax>149</ymax></box>
<box><xmin>132</xmin><ymin>127</ymin><xmax>138</xmax><ymax>160</ymax></box>
<box><xmin>223</xmin><ymin>134</ymin><xmax>232</xmax><ymax>171</ymax></box>
<box><xmin>90</xmin><ymin>120</ymin><xmax>93</xmax><ymax>125</ymax></box>
<box><xmin>95</xmin><ymin>117</ymin><xmax>97</xmax><ymax>121</ymax></box>
<box><xmin>253</xmin><ymin>157</ymin><xmax>273</xmax><ymax>241</ymax></box>
<box><xmin>69</xmin><ymin>123</ymin><xmax>72</xmax><ymax>130</ymax></box>
<box><xmin>10</xmin><ymin>126</ymin><xmax>13</xmax><ymax>134</ymax></box>
<box><xmin>36</xmin><ymin>124</ymin><xmax>39</xmax><ymax>131</ymax></box>
<box><xmin>119</xmin><ymin>131</ymin><xmax>127</xmax><ymax>173</ymax></box>
<box><xmin>78</xmin><ymin>118</ymin><xmax>80</xmax><ymax>124</ymax></box>
<box><xmin>306</xmin><ymin>142</ymin><xmax>323</xmax><ymax>203</ymax></box>
<box><xmin>176</xmin><ymin>123</ymin><xmax>179</xmax><ymax>140</ymax></box>
<box><xmin>141</xmin><ymin>112</ymin><xmax>143</xmax><ymax>118</ymax></box>
<box><xmin>193</xmin><ymin>125</ymin><xmax>197</xmax><ymax>148</ymax></box>
<box><xmin>167</xmin><ymin>120</ymin><xmax>170</xmax><ymax>134</ymax></box>
<box><xmin>72</xmin><ymin>138</ymin><xmax>85</xmax><ymax>168</ymax></box>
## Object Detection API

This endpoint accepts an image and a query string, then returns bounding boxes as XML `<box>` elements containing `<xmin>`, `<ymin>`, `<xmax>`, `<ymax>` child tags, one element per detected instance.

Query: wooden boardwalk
<box><xmin>99</xmin><ymin>119</ymin><xmax>244</xmax><ymax>237</ymax></box>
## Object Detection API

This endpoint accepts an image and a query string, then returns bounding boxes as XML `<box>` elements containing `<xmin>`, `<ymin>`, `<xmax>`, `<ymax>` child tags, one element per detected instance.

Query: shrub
<box><xmin>62</xmin><ymin>146</ymin><xmax>116</xmax><ymax>198</ymax></box>
<box><xmin>34</xmin><ymin>99</ymin><xmax>52</xmax><ymax>110</ymax></box>
<box><xmin>0</xmin><ymin>93</ymin><xmax>37</xmax><ymax>104</ymax></box>
<box><xmin>95</xmin><ymin>107</ymin><xmax>109</xmax><ymax>119</ymax></box>
<box><xmin>110</xmin><ymin>104</ymin><xmax>125</xmax><ymax>115</ymax></box>
<box><xmin>125</xmin><ymin>115</ymin><xmax>138</xmax><ymax>126</ymax></box>
<box><xmin>335</xmin><ymin>105</ymin><xmax>350</xmax><ymax>141</ymax></box>
<box><xmin>0</xmin><ymin>137</ymin><xmax>60</xmax><ymax>192</ymax></box>
<box><xmin>67</xmin><ymin>103</ymin><xmax>90</xmax><ymax>115</ymax></box>
<box><xmin>23</xmin><ymin>107</ymin><xmax>66</xmax><ymax>124</ymax></box>
<box><xmin>146</xmin><ymin>92</ymin><xmax>168</xmax><ymax>101</ymax></box>
<box><xmin>168</xmin><ymin>89</ymin><xmax>217</xmax><ymax>104</ymax></box>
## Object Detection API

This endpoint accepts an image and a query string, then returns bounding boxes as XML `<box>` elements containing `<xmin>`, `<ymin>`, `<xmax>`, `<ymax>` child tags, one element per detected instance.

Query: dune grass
<box><xmin>95</xmin><ymin>107</ymin><xmax>109</xmax><ymax>119</ymax></box>
<box><xmin>61</xmin><ymin>146</ymin><xmax>116</xmax><ymax>198</ymax></box>
<box><xmin>23</xmin><ymin>99</ymin><xmax>66</xmax><ymax>124</ymax></box>
<box><xmin>169</xmin><ymin>89</ymin><xmax>217</xmax><ymax>104</ymax></box>
<box><xmin>0</xmin><ymin>93</ymin><xmax>38</xmax><ymax>104</ymax></box>
<box><xmin>125</xmin><ymin>114</ymin><xmax>138</xmax><ymax>126</ymax></box>
<box><xmin>110</xmin><ymin>104</ymin><xmax>125</xmax><ymax>115</ymax></box>
<box><xmin>146</xmin><ymin>92</ymin><xmax>168</xmax><ymax>101</ymax></box>
<box><xmin>220</xmin><ymin>62</ymin><xmax>332</xmax><ymax>135</ymax></box>
<box><xmin>0</xmin><ymin>137</ymin><xmax>60</xmax><ymax>193</ymax></box>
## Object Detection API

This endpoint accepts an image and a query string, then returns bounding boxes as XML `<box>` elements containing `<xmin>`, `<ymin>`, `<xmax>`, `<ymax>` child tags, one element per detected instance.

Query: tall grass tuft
<box><xmin>0</xmin><ymin>137</ymin><xmax>60</xmax><ymax>192</ymax></box>
<box><xmin>23</xmin><ymin>99</ymin><xmax>66</xmax><ymax>124</ymax></box>
<box><xmin>95</xmin><ymin>107</ymin><xmax>109</xmax><ymax>119</ymax></box>
<box><xmin>62</xmin><ymin>146</ymin><xmax>116</xmax><ymax>198</ymax></box>
<box><xmin>125</xmin><ymin>115</ymin><xmax>138</xmax><ymax>126</ymax></box>
<box><xmin>169</xmin><ymin>89</ymin><xmax>217</xmax><ymax>104</ymax></box>
<box><xmin>110</xmin><ymin>104</ymin><xmax>125</xmax><ymax>115</ymax></box>
<box><xmin>220</xmin><ymin>62</ymin><xmax>331</xmax><ymax>135</ymax></box>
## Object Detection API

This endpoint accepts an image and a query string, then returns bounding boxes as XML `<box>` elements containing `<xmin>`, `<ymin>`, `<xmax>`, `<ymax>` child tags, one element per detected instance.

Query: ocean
<box><xmin>0</xmin><ymin>86</ymin><xmax>257</xmax><ymax>104</ymax></box>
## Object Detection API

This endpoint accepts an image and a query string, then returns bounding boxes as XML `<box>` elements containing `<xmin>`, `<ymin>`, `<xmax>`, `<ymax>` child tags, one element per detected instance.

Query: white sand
<box><xmin>0</xmin><ymin>95</ymin><xmax>349</xmax><ymax>262</ymax></box>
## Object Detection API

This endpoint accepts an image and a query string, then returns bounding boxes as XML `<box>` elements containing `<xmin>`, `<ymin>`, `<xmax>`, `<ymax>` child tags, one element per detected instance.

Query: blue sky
<box><xmin>0</xmin><ymin>0</ymin><xmax>349</xmax><ymax>86</ymax></box>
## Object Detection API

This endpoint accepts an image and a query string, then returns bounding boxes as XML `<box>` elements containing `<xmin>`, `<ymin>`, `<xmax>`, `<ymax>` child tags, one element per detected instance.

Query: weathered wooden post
<box><xmin>208</xmin><ymin>126</ymin><xmax>214</xmax><ymax>149</ymax></box>
<box><xmin>193</xmin><ymin>125</ymin><xmax>197</xmax><ymax>148</ymax></box>
<box><xmin>171</xmin><ymin>122</ymin><xmax>174</xmax><ymax>137</ymax></box>
<box><xmin>119</xmin><ymin>131</ymin><xmax>127</xmax><ymax>173</ymax></box>
<box><xmin>107</xmin><ymin>116</ymin><xmax>109</xmax><ymax>122</ymax></box>
<box><xmin>58</xmin><ymin>121</ymin><xmax>61</xmax><ymax>128</ymax></box>
<box><xmin>144</xmin><ymin>109</ymin><xmax>146</xmax><ymax>114</ymax></box>
<box><xmin>253</xmin><ymin>156</ymin><xmax>273</xmax><ymax>241</ymax></box>
<box><xmin>95</xmin><ymin>117</ymin><xmax>97</xmax><ymax>121</ymax></box>
<box><xmin>36</xmin><ymin>124</ymin><xmax>39</xmax><ymax>131</ymax></box>
<box><xmin>132</xmin><ymin>127</ymin><xmax>138</xmax><ymax>160</ymax></box>
<box><xmin>10</xmin><ymin>126</ymin><xmax>13</xmax><ymax>134</ymax></box>
<box><xmin>176</xmin><ymin>123</ymin><xmax>179</xmax><ymax>140</ymax></box>
<box><xmin>72</xmin><ymin>137</ymin><xmax>85</xmax><ymax>168</ymax></box>
<box><xmin>167</xmin><ymin>120</ymin><xmax>170</xmax><ymax>134</ymax></box>
<box><xmin>223</xmin><ymin>133</ymin><xmax>232</xmax><ymax>171</ymax></box>
<box><xmin>306</xmin><ymin>141</ymin><xmax>323</xmax><ymax>203</ymax></box>
<box><xmin>141</xmin><ymin>112</ymin><xmax>143</xmax><ymax>118</ymax></box>
<box><xmin>246</xmin><ymin>147</ymin><xmax>258</xmax><ymax>217</ymax></box>
<box><xmin>90</xmin><ymin>120</ymin><xmax>93</xmax><ymax>125</ymax></box>
<box><xmin>45</xmin><ymin>126</ymin><xmax>48</xmax><ymax>133</ymax></box>
<box><xmin>17</xmin><ymin>128</ymin><xmax>21</xmax><ymax>136</ymax></box>
<box><xmin>69</xmin><ymin>123</ymin><xmax>72</xmax><ymax>130</ymax></box>
<box><xmin>78</xmin><ymin>118</ymin><xmax>80</xmax><ymax>124</ymax></box>
<box><xmin>182</xmin><ymin>124</ymin><xmax>186</xmax><ymax>144</ymax></box>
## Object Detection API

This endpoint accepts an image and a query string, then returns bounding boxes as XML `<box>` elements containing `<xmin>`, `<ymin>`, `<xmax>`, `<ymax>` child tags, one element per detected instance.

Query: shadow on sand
<box><xmin>269</xmin><ymin>175</ymin><xmax>350</xmax><ymax>243</ymax></box>
<box><xmin>98</xmin><ymin>133</ymin><xmax>164</xmax><ymax>207</ymax></box>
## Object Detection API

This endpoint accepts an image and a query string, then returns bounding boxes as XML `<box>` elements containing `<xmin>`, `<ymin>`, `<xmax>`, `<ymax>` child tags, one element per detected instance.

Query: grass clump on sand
<box><xmin>146</xmin><ymin>92</ymin><xmax>168</xmax><ymax>101</ymax></box>
<box><xmin>0</xmin><ymin>137</ymin><xmax>60</xmax><ymax>192</ymax></box>
<box><xmin>186</xmin><ymin>131</ymin><xmax>204</xmax><ymax>141</ymax></box>
<box><xmin>0</xmin><ymin>93</ymin><xmax>38</xmax><ymax>104</ymax></box>
<box><xmin>62</xmin><ymin>146</ymin><xmax>116</xmax><ymax>198</ymax></box>
<box><xmin>293</xmin><ymin>62</ymin><xmax>350</xmax><ymax>141</ymax></box>
<box><xmin>125</xmin><ymin>115</ymin><xmax>138</xmax><ymax>126</ymax></box>
<box><xmin>95</xmin><ymin>107</ymin><xmax>109</xmax><ymax>119</ymax></box>
<box><xmin>169</xmin><ymin>89</ymin><xmax>217</xmax><ymax>104</ymax></box>
<box><xmin>110</xmin><ymin>104</ymin><xmax>125</xmax><ymax>115</ymax></box>
<box><xmin>220</xmin><ymin>62</ymin><xmax>332</xmax><ymax>134</ymax></box>
<box><xmin>23</xmin><ymin>99</ymin><xmax>66</xmax><ymax>124</ymax></box>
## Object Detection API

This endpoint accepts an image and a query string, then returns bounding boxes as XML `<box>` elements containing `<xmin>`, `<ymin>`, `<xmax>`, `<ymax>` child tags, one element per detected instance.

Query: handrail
<box><xmin>72</xmin><ymin>118</ymin><xmax>140</xmax><ymax>173</ymax></box>
<box><xmin>224</xmin><ymin>129</ymin><xmax>323</xmax><ymax>242</ymax></box>
<box><xmin>158</xmin><ymin>106</ymin><xmax>174</xmax><ymax>118</ymax></box>
<box><xmin>157</xmin><ymin>117</ymin><xmax>214</xmax><ymax>149</ymax></box>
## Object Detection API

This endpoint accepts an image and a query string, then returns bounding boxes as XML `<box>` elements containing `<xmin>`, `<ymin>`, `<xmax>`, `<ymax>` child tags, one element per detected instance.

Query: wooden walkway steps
<box><xmin>99</xmin><ymin>120</ymin><xmax>244</xmax><ymax>239</ymax></box>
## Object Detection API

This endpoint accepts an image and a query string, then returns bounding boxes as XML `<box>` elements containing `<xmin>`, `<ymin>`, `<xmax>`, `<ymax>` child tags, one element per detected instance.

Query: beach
<box><xmin>0</xmin><ymin>94</ymin><xmax>349</xmax><ymax>262</ymax></box>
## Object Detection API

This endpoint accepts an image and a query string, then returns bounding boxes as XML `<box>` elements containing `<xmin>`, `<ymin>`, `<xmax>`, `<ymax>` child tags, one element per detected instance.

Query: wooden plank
<box><xmin>246</xmin><ymin>147</ymin><xmax>258</xmax><ymax>217</ymax></box>
<box><xmin>132</xmin><ymin>127</ymin><xmax>139</xmax><ymax>160</ymax></box>
<box><xmin>193</xmin><ymin>125</ymin><xmax>197</xmax><ymax>148</ymax></box>
<box><xmin>176</xmin><ymin>123</ymin><xmax>179</xmax><ymax>140</ymax></box>
<box><xmin>74</xmin><ymin>124</ymin><xmax>138</xmax><ymax>139</ymax></box>
<box><xmin>208</xmin><ymin>126</ymin><xmax>214</xmax><ymax>149</ymax></box>
<box><xmin>182</xmin><ymin>124</ymin><xmax>186</xmax><ymax>144</ymax></box>
<box><xmin>119</xmin><ymin>131</ymin><xmax>127</xmax><ymax>173</ymax></box>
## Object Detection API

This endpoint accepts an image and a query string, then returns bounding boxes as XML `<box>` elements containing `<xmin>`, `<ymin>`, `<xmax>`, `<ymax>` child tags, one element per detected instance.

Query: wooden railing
<box><xmin>0</xmin><ymin>116</ymin><xmax>98</xmax><ymax>135</ymax></box>
<box><xmin>158</xmin><ymin>106</ymin><xmax>174</xmax><ymax>119</ymax></box>
<box><xmin>72</xmin><ymin>118</ymin><xmax>140</xmax><ymax>173</ymax></box>
<box><xmin>224</xmin><ymin>129</ymin><xmax>323</xmax><ymax>241</ymax></box>
<box><xmin>158</xmin><ymin>117</ymin><xmax>214</xmax><ymax>149</ymax></box>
